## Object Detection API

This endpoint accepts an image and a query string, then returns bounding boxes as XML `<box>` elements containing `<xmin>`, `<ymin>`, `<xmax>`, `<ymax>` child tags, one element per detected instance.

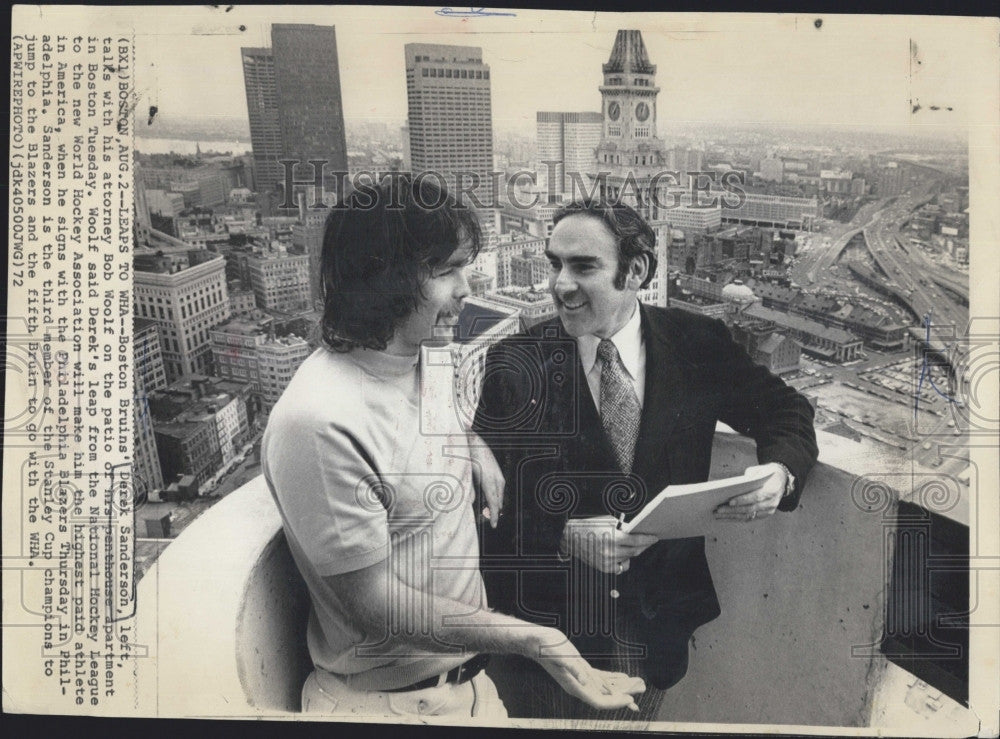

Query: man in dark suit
<box><xmin>473</xmin><ymin>200</ymin><xmax>818</xmax><ymax>721</ymax></box>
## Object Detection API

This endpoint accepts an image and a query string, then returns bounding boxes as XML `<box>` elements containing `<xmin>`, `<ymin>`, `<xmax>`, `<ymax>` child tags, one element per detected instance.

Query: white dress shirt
<box><xmin>576</xmin><ymin>301</ymin><xmax>646</xmax><ymax>415</ymax></box>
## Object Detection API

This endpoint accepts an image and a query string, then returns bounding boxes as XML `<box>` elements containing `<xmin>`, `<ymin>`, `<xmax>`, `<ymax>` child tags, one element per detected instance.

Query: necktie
<box><xmin>597</xmin><ymin>339</ymin><xmax>641</xmax><ymax>474</ymax></box>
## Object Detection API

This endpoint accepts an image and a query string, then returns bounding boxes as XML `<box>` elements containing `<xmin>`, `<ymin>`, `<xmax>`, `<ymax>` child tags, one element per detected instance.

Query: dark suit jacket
<box><xmin>473</xmin><ymin>304</ymin><xmax>818</xmax><ymax>686</ymax></box>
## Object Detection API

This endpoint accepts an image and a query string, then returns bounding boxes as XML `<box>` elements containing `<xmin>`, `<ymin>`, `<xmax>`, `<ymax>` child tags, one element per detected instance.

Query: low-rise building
<box><xmin>154</xmin><ymin>417</ymin><xmax>223</xmax><ymax>493</ymax></box>
<box><xmin>742</xmin><ymin>304</ymin><xmax>862</xmax><ymax>362</ymax></box>
<box><xmin>730</xmin><ymin>319</ymin><xmax>801</xmax><ymax>374</ymax></box>
<box><xmin>474</xmin><ymin>287</ymin><xmax>558</xmax><ymax>327</ymax></box>
<box><xmin>510</xmin><ymin>248</ymin><xmax>551</xmax><ymax>288</ymax></box>
<box><xmin>246</xmin><ymin>249</ymin><xmax>311</xmax><ymax>313</ymax></box>
<box><xmin>257</xmin><ymin>335</ymin><xmax>311</xmax><ymax>413</ymax></box>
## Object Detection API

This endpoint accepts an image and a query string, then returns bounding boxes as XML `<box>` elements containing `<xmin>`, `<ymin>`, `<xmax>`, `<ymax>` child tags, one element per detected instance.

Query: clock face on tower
<box><xmin>635</xmin><ymin>102</ymin><xmax>650</xmax><ymax>122</ymax></box>
<box><xmin>608</xmin><ymin>102</ymin><xmax>620</xmax><ymax>121</ymax></box>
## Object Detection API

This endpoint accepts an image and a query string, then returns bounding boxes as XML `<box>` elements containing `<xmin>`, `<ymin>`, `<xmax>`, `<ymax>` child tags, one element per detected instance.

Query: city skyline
<box><xmin>128</xmin><ymin>8</ymin><xmax>987</xmax><ymax>139</ymax></box>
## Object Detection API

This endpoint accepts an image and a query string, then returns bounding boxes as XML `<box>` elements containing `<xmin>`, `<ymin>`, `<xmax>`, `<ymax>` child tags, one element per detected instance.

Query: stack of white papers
<box><xmin>622</xmin><ymin>466</ymin><xmax>778</xmax><ymax>539</ymax></box>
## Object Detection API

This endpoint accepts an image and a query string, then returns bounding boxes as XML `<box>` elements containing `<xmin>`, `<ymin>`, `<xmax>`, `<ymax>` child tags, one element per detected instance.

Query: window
<box><xmin>422</xmin><ymin>68</ymin><xmax>428</xmax><ymax>77</ymax></box>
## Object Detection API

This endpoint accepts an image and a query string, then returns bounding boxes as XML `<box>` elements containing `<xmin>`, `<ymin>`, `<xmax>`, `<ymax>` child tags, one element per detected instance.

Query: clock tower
<box><xmin>591</xmin><ymin>30</ymin><xmax>672</xmax><ymax>220</ymax></box>
<box><xmin>598</xmin><ymin>30</ymin><xmax>659</xmax><ymax>145</ymax></box>
<box><xmin>587</xmin><ymin>29</ymin><xmax>703</xmax><ymax>309</ymax></box>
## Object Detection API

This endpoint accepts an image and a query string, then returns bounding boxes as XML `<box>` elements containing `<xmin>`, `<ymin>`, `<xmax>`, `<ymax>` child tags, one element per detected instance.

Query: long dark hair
<box><xmin>320</xmin><ymin>174</ymin><xmax>482</xmax><ymax>352</ymax></box>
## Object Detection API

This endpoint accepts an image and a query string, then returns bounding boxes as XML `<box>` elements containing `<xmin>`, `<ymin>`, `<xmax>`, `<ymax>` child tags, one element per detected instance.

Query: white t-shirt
<box><xmin>262</xmin><ymin>345</ymin><xmax>486</xmax><ymax>691</ymax></box>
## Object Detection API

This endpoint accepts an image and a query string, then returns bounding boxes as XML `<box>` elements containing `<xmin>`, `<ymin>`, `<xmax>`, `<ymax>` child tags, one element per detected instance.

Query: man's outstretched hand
<box><xmin>526</xmin><ymin>627</ymin><xmax>645</xmax><ymax>711</ymax></box>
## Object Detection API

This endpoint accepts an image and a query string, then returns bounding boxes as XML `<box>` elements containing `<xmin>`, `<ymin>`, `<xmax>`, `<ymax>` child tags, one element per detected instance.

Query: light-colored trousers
<box><xmin>301</xmin><ymin>666</ymin><xmax>508</xmax><ymax>720</ymax></box>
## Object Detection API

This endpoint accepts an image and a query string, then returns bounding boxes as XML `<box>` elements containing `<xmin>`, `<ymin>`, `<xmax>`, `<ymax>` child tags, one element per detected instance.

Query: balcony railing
<box><xmin>133</xmin><ymin>428</ymin><xmax>975</xmax><ymax>730</ymax></box>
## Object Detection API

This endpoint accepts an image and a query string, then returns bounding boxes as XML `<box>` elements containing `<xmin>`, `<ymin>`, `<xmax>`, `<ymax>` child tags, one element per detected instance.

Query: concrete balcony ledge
<box><xmin>133</xmin><ymin>428</ymin><xmax>975</xmax><ymax>731</ymax></box>
<box><xmin>134</xmin><ymin>474</ymin><xmax>311</xmax><ymax>717</ymax></box>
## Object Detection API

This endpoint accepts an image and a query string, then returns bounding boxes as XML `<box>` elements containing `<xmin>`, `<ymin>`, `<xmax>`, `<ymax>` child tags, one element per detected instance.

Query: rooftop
<box><xmin>132</xmin><ymin>427</ymin><xmax>978</xmax><ymax>730</ymax></box>
<box><xmin>213</xmin><ymin>315</ymin><xmax>273</xmax><ymax>337</ymax></box>
<box><xmin>603</xmin><ymin>30</ymin><xmax>656</xmax><ymax>75</ymax></box>
<box><xmin>456</xmin><ymin>302</ymin><xmax>512</xmax><ymax>344</ymax></box>
<box><xmin>745</xmin><ymin>304</ymin><xmax>858</xmax><ymax>345</ymax></box>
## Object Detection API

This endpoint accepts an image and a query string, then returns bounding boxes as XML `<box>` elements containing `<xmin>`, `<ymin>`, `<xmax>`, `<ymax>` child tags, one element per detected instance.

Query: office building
<box><xmin>242</xmin><ymin>46</ymin><xmax>283</xmax><ymax>197</ymax></box>
<box><xmin>154</xmin><ymin>417</ymin><xmax>222</xmax><ymax>492</ymax></box>
<box><xmin>257</xmin><ymin>335</ymin><xmax>311</xmax><ymax>413</ymax></box>
<box><xmin>291</xmin><ymin>208</ymin><xmax>328</xmax><ymax>307</ymax></box>
<box><xmin>242</xmin><ymin>24</ymin><xmax>348</xmax><ymax>204</ymax></box>
<box><xmin>210</xmin><ymin>313</ymin><xmax>272</xmax><ymax>398</ymax></box>
<box><xmin>134</xmin><ymin>250</ymin><xmax>231</xmax><ymax>381</ymax></box>
<box><xmin>138</xmin><ymin>161</ymin><xmax>235</xmax><ymax>210</ymax></box>
<box><xmin>510</xmin><ymin>248</ymin><xmax>551</xmax><ymax>288</ymax></box>
<box><xmin>493</xmin><ymin>234</ymin><xmax>547</xmax><ymax>289</ymax></box>
<box><xmin>145</xmin><ymin>189</ymin><xmax>186</xmax><ymax>218</ymax></box>
<box><xmin>720</xmin><ymin>191</ymin><xmax>818</xmax><ymax>229</ymax></box>
<box><xmin>227</xmin><ymin>281</ymin><xmax>258</xmax><ymax>315</ymax></box>
<box><xmin>150</xmin><ymin>375</ymin><xmax>254</xmax><ymax>481</ymax></box>
<box><xmin>246</xmin><ymin>250</ymin><xmax>311</xmax><ymax>313</ymax></box>
<box><xmin>405</xmin><ymin>43</ymin><xmax>494</xmax><ymax>206</ymax></box>
<box><xmin>536</xmin><ymin>111</ymin><xmax>603</xmax><ymax>200</ymax></box>
<box><xmin>134</xmin><ymin>318</ymin><xmax>167</xmax><ymax>502</ymax></box>
<box><xmin>655</xmin><ymin>192</ymin><xmax>723</xmax><ymax>233</ymax></box>
<box><xmin>873</xmin><ymin>162</ymin><xmax>905</xmax><ymax>197</ymax></box>
<box><xmin>496</xmin><ymin>201</ymin><xmax>561</xmax><ymax>240</ymax></box>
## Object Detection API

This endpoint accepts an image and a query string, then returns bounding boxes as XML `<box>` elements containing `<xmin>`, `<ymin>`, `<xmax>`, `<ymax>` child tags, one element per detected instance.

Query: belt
<box><xmin>382</xmin><ymin>654</ymin><xmax>490</xmax><ymax>693</ymax></box>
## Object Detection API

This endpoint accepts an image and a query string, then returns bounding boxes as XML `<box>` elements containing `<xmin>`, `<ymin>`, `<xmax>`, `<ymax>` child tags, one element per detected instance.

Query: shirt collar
<box><xmin>577</xmin><ymin>301</ymin><xmax>643</xmax><ymax>379</ymax></box>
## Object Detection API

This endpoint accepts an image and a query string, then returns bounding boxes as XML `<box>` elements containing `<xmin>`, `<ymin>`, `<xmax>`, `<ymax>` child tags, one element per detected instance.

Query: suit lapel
<box><xmin>540</xmin><ymin>320</ymin><xmax>617</xmax><ymax>471</ymax></box>
<box><xmin>632</xmin><ymin>305</ymin><xmax>689</xmax><ymax>484</ymax></box>
<box><xmin>542</xmin><ymin>308</ymin><xmax>694</xmax><ymax>483</ymax></box>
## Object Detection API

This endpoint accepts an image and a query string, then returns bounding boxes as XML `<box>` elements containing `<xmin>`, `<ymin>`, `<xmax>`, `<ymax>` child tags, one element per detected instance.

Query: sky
<box><xmin>47</xmin><ymin>6</ymin><xmax>996</xmax><ymax>137</ymax></box>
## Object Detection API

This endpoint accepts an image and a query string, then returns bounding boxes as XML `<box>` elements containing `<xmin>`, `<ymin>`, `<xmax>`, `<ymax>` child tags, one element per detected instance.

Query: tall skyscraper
<box><xmin>536</xmin><ymin>112</ymin><xmax>603</xmax><ymax>201</ymax></box>
<box><xmin>241</xmin><ymin>47</ymin><xmax>283</xmax><ymax>198</ymax></box>
<box><xmin>241</xmin><ymin>24</ymin><xmax>348</xmax><ymax>206</ymax></box>
<box><xmin>404</xmin><ymin>44</ymin><xmax>494</xmax><ymax>207</ymax></box>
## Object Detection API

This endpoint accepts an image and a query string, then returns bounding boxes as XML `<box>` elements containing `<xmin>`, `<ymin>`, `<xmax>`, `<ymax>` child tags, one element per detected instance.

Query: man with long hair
<box><xmin>262</xmin><ymin>176</ymin><xmax>645</xmax><ymax>719</ymax></box>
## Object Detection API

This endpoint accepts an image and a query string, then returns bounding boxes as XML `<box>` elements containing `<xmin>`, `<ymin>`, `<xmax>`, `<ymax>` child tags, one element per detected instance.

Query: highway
<box><xmin>891</xmin><ymin>234</ymin><xmax>969</xmax><ymax>302</ymax></box>
<box><xmin>798</xmin><ymin>198</ymin><xmax>890</xmax><ymax>285</ymax></box>
<box><xmin>862</xmin><ymin>193</ymin><xmax>968</xmax><ymax>331</ymax></box>
<box><xmin>790</xmin><ymin>182</ymin><xmax>968</xmax><ymax>333</ymax></box>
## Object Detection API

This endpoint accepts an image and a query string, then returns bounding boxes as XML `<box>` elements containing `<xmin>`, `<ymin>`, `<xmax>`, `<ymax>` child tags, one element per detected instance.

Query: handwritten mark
<box><xmin>914</xmin><ymin>311</ymin><xmax>960</xmax><ymax>418</ymax></box>
<box><xmin>435</xmin><ymin>7</ymin><xmax>517</xmax><ymax>17</ymax></box>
